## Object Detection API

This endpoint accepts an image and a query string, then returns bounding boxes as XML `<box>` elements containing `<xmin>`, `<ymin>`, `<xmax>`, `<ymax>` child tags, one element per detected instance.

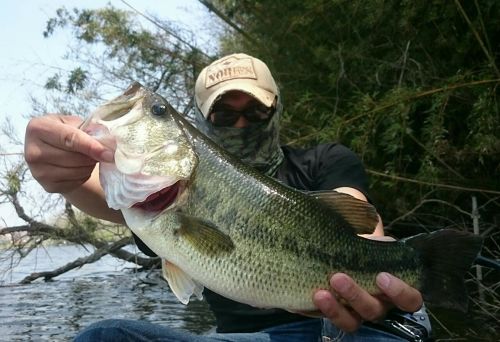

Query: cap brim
<box><xmin>200</xmin><ymin>82</ymin><xmax>276</xmax><ymax>118</ymax></box>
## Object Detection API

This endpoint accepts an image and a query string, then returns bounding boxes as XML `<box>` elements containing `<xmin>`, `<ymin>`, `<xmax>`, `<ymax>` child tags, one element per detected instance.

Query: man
<box><xmin>25</xmin><ymin>53</ymin><xmax>425</xmax><ymax>341</ymax></box>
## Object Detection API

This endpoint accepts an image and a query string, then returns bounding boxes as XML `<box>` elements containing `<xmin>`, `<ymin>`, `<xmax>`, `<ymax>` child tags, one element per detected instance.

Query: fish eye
<box><xmin>151</xmin><ymin>103</ymin><xmax>167</xmax><ymax>116</ymax></box>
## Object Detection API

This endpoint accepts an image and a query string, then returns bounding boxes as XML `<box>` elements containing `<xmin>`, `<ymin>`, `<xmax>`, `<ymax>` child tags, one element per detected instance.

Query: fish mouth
<box><xmin>132</xmin><ymin>181</ymin><xmax>181</xmax><ymax>213</ymax></box>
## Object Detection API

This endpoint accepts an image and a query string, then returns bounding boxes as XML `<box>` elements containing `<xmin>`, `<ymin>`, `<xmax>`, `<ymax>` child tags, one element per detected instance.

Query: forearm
<box><xmin>63</xmin><ymin>166</ymin><xmax>125</xmax><ymax>224</ymax></box>
<box><xmin>373</xmin><ymin>214</ymin><xmax>385</xmax><ymax>236</ymax></box>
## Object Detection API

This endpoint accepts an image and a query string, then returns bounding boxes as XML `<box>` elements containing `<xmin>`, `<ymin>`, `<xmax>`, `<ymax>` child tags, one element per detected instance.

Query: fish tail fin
<box><xmin>404</xmin><ymin>229</ymin><xmax>483</xmax><ymax>312</ymax></box>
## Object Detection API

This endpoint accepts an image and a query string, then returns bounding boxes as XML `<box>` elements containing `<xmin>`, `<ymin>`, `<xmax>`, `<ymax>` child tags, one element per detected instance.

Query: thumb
<box><xmin>59</xmin><ymin>125</ymin><xmax>114</xmax><ymax>163</ymax></box>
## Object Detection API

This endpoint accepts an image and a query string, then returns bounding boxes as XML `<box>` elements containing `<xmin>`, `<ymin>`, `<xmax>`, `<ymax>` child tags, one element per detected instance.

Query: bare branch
<box><xmin>19</xmin><ymin>237</ymin><xmax>131</xmax><ymax>283</ymax></box>
<box><xmin>120</xmin><ymin>0</ymin><xmax>212</xmax><ymax>59</ymax></box>
<box><xmin>453</xmin><ymin>0</ymin><xmax>500</xmax><ymax>77</ymax></box>
<box><xmin>198</xmin><ymin>0</ymin><xmax>258</xmax><ymax>45</ymax></box>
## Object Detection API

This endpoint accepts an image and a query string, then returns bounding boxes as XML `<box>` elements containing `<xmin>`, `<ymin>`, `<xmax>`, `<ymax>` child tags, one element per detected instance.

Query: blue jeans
<box><xmin>74</xmin><ymin>318</ymin><xmax>406</xmax><ymax>341</ymax></box>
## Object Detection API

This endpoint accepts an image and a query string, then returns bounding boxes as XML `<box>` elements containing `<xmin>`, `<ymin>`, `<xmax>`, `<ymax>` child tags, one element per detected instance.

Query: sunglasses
<box><xmin>209</xmin><ymin>104</ymin><xmax>275</xmax><ymax>127</ymax></box>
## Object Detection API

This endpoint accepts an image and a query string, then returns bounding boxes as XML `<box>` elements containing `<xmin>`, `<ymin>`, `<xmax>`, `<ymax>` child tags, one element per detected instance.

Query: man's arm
<box><xmin>63</xmin><ymin>165</ymin><xmax>125</xmax><ymax>224</ymax></box>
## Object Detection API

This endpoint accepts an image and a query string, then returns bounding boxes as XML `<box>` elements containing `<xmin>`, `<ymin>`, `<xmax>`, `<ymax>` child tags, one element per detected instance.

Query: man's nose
<box><xmin>233</xmin><ymin>115</ymin><xmax>250</xmax><ymax>128</ymax></box>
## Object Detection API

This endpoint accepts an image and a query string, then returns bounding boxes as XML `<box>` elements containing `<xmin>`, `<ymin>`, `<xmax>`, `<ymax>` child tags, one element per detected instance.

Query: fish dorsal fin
<box><xmin>308</xmin><ymin>190</ymin><xmax>379</xmax><ymax>234</ymax></box>
<box><xmin>177</xmin><ymin>213</ymin><xmax>235</xmax><ymax>255</ymax></box>
<box><xmin>162</xmin><ymin>259</ymin><xmax>204</xmax><ymax>304</ymax></box>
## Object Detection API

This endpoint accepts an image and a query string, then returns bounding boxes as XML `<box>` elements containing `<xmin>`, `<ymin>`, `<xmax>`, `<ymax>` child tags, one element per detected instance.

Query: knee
<box><xmin>74</xmin><ymin>319</ymin><xmax>130</xmax><ymax>342</ymax></box>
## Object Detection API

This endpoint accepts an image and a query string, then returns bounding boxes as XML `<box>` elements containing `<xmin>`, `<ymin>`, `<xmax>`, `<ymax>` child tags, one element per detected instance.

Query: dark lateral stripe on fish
<box><xmin>228</xmin><ymin>222</ymin><xmax>421</xmax><ymax>278</ymax></box>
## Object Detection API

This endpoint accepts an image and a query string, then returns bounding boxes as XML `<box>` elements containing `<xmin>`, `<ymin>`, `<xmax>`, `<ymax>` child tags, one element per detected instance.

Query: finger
<box><xmin>30</xmin><ymin>165</ymin><xmax>96</xmax><ymax>193</ymax></box>
<box><xmin>330</xmin><ymin>273</ymin><xmax>388</xmax><ymax>322</ymax></box>
<box><xmin>376</xmin><ymin>272</ymin><xmax>423</xmax><ymax>312</ymax></box>
<box><xmin>313</xmin><ymin>289</ymin><xmax>363</xmax><ymax>332</ymax></box>
<box><xmin>53</xmin><ymin>125</ymin><xmax>113</xmax><ymax>162</ymax></box>
<box><xmin>26</xmin><ymin>116</ymin><xmax>113</xmax><ymax>162</ymax></box>
<box><xmin>32</xmin><ymin>163</ymin><xmax>97</xmax><ymax>183</ymax></box>
<box><xmin>26</xmin><ymin>139</ymin><xmax>98</xmax><ymax>168</ymax></box>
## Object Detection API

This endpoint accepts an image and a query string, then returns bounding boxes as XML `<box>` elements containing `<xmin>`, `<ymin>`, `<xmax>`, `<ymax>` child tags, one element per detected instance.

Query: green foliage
<box><xmin>66</xmin><ymin>67</ymin><xmax>88</xmax><ymax>94</ymax></box>
<box><xmin>6</xmin><ymin>170</ymin><xmax>21</xmax><ymax>195</ymax></box>
<box><xmin>213</xmin><ymin>0</ymin><xmax>500</xmax><ymax>228</ymax></box>
<box><xmin>44</xmin><ymin>73</ymin><xmax>62</xmax><ymax>91</ymax></box>
<box><xmin>44</xmin><ymin>67</ymin><xmax>87</xmax><ymax>94</ymax></box>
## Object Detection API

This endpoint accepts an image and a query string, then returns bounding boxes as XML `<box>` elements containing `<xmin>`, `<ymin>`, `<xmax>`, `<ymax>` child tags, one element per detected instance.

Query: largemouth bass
<box><xmin>81</xmin><ymin>82</ymin><xmax>482</xmax><ymax>312</ymax></box>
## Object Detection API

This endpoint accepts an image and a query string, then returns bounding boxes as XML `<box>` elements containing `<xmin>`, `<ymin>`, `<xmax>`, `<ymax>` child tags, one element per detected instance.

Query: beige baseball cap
<box><xmin>195</xmin><ymin>53</ymin><xmax>278</xmax><ymax>118</ymax></box>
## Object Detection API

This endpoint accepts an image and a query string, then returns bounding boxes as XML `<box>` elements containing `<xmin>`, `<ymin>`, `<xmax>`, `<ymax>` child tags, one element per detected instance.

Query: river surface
<box><xmin>0</xmin><ymin>244</ymin><xmax>498</xmax><ymax>341</ymax></box>
<box><xmin>0</xmin><ymin>244</ymin><xmax>215</xmax><ymax>341</ymax></box>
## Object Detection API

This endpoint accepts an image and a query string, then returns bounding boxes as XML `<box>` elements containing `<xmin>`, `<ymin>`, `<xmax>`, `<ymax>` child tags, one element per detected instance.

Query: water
<box><xmin>0</xmin><ymin>244</ymin><xmax>215</xmax><ymax>341</ymax></box>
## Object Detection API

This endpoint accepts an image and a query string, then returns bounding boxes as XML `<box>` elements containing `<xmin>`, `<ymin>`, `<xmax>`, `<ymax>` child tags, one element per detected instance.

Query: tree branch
<box><xmin>454</xmin><ymin>0</ymin><xmax>500</xmax><ymax>77</ymax></box>
<box><xmin>367</xmin><ymin>169</ymin><xmax>500</xmax><ymax>195</ymax></box>
<box><xmin>198</xmin><ymin>0</ymin><xmax>258</xmax><ymax>45</ymax></box>
<box><xmin>120</xmin><ymin>0</ymin><xmax>212</xmax><ymax>59</ymax></box>
<box><xmin>19</xmin><ymin>237</ymin><xmax>130</xmax><ymax>283</ymax></box>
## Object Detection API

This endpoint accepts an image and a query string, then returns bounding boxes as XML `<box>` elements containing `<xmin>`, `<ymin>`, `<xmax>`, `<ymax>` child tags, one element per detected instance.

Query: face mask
<box><xmin>192</xmin><ymin>98</ymin><xmax>284</xmax><ymax>176</ymax></box>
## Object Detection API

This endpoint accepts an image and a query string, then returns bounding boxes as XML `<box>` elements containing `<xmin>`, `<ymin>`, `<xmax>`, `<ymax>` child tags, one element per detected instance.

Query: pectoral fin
<box><xmin>176</xmin><ymin>213</ymin><xmax>235</xmax><ymax>255</ymax></box>
<box><xmin>308</xmin><ymin>190</ymin><xmax>379</xmax><ymax>234</ymax></box>
<box><xmin>162</xmin><ymin>259</ymin><xmax>204</xmax><ymax>304</ymax></box>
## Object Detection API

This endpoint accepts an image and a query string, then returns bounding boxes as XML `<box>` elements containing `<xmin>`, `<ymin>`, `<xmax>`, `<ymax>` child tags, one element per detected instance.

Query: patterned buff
<box><xmin>192</xmin><ymin>99</ymin><xmax>284</xmax><ymax>176</ymax></box>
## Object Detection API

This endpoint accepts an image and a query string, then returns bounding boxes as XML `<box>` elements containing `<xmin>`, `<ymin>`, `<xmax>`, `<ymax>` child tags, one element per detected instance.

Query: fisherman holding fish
<box><xmin>24</xmin><ymin>53</ymin><xmax>459</xmax><ymax>341</ymax></box>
